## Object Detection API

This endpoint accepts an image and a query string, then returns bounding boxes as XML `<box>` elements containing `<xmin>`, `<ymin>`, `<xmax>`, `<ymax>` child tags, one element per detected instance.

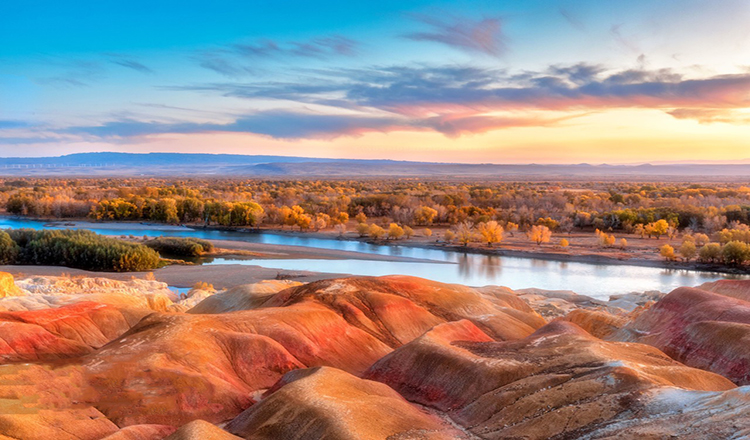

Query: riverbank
<box><xmin>3</xmin><ymin>215</ymin><xmax>748</xmax><ymax>276</ymax></box>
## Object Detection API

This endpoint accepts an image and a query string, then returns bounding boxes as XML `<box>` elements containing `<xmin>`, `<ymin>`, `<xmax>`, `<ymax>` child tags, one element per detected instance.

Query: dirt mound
<box><xmin>226</xmin><ymin>366</ymin><xmax>463</xmax><ymax>439</ymax></box>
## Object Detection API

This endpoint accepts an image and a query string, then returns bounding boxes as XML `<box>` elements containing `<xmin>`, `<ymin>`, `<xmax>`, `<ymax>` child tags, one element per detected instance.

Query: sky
<box><xmin>1</xmin><ymin>0</ymin><xmax>749</xmax><ymax>163</ymax></box>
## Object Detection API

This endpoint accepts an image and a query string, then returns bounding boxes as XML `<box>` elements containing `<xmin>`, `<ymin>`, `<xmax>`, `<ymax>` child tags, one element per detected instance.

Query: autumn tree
<box><xmin>679</xmin><ymin>240</ymin><xmax>697</xmax><ymax>261</ymax></box>
<box><xmin>369</xmin><ymin>224</ymin><xmax>385</xmax><ymax>240</ymax></box>
<box><xmin>477</xmin><ymin>221</ymin><xmax>503</xmax><ymax>247</ymax></box>
<box><xmin>527</xmin><ymin>225</ymin><xmax>551</xmax><ymax>245</ymax></box>
<box><xmin>387</xmin><ymin>223</ymin><xmax>405</xmax><ymax>240</ymax></box>
<box><xmin>699</xmin><ymin>243</ymin><xmax>722</xmax><ymax>262</ymax></box>
<box><xmin>356</xmin><ymin>222</ymin><xmax>370</xmax><ymax>237</ymax></box>
<box><xmin>645</xmin><ymin>219</ymin><xmax>669</xmax><ymax>239</ymax></box>
<box><xmin>454</xmin><ymin>222</ymin><xmax>475</xmax><ymax>246</ymax></box>
<box><xmin>403</xmin><ymin>225</ymin><xmax>414</xmax><ymax>239</ymax></box>
<box><xmin>660</xmin><ymin>244</ymin><xmax>675</xmax><ymax>261</ymax></box>
<box><xmin>413</xmin><ymin>206</ymin><xmax>438</xmax><ymax>225</ymax></box>
<box><xmin>722</xmin><ymin>241</ymin><xmax>749</xmax><ymax>265</ymax></box>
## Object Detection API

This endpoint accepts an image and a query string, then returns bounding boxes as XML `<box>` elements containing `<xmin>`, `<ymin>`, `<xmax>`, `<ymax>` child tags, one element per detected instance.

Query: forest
<box><xmin>3</xmin><ymin>178</ymin><xmax>750</xmax><ymax>266</ymax></box>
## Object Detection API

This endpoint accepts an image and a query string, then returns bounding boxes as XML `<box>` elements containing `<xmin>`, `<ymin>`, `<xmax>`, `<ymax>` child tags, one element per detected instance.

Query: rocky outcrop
<box><xmin>0</xmin><ymin>276</ymin><xmax>545</xmax><ymax>430</ymax></box>
<box><xmin>1</xmin><ymin>276</ymin><xmax>175</xmax><ymax>312</ymax></box>
<box><xmin>265</xmin><ymin>276</ymin><xmax>546</xmax><ymax>343</ymax></box>
<box><xmin>226</xmin><ymin>366</ymin><xmax>463</xmax><ymax>439</ymax></box>
<box><xmin>164</xmin><ymin>420</ymin><xmax>241</xmax><ymax>440</ymax></box>
<box><xmin>188</xmin><ymin>280</ymin><xmax>302</xmax><ymax>314</ymax></box>
<box><xmin>698</xmin><ymin>279</ymin><xmax>750</xmax><ymax>302</ymax></box>
<box><xmin>582</xmin><ymin>386</ymin><xmax>750</xmax><ymax>439</ymax></box>
<box><xmin>613</xmin><ymin>286</ymin><xmax>750</xmax><ymax>385</ymax></box>
<box><xmin>0</xmin><ymin>301</ymin><xmax>150</xmax><ymax>363</ymax></box>
<box><xmin>0</xmin><ymin>406</ymin><xmax>119</xmax><ymax>440</ymax></box>
<box><xmin>78</xmin><ymin>277</ymin><xmax>542</xmax><ymax>426</ymax></box>
<box><xmin>1</xmin><ymin>274</ymin><xmax>748</xmax><ymax>439</ymax></box>
<box><xmin>366</xmin><ymin>320</ymin><xmax>736</xmax><ymax>439</ymax></box>
<box><xmin>561</xmin><ymin>308</ymin><xmax>629</xmax><ymax>339</ymax></box>
<box><xmin>101</xmin><ymin>424</ymin><xmax>176</xmax><ymax>440</ymax></box>
<box><xmin>0</xmin><ymin>272</ymin><xmax>23</xmax><ymax>298</ymax></box>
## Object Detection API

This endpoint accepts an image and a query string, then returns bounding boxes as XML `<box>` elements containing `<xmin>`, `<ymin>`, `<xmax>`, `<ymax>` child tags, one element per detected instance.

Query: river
<box><xmin>0</xmin><ymin>217</ymin><xmax>746</xmax><ymax>299</ymax></box>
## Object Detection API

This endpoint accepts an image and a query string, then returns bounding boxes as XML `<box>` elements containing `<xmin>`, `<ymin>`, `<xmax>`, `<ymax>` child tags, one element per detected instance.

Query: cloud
<box><xmin>195</xmin><ymin>35</ymin><xmax>359</xmax><ymax>77</ymax></box>
<box><xmin>610</xmin><ymin>24</ymin><xmax>639</xmax><ymax>53</ymax></box>
<box><xmin>195</xmin><ymin>53</ymin><xmax>254</xmax><ymax>77</ymax></box>
<box><xmin>34</xmin><ymin>59</ymin><xmax>106</xmax><ymax>88</ymax></box>
<box><xmin>188</xmin><ymin>64</ymin><xmax>750</xmax><ymax>117</ymax></box>
<box><xmin>109</xmin><ymin>58</ymin><xmax>154</xmax><ymax>74</ymax></box>
<box><xmin>667</xmin><ymin>108</ymin><xmax>750</xmax><ymax>124</ymax></box>
<box><xmin>404</xmin><ymin>15</ymin><xmax>506</xmax><ymax>57</ymax></box>
<box><xmin>21</xmin><ymin>62</ymin><xmax>750</xmax><ymax>143</ymax></box>
<box><xmin>559</xmin><ymin>8</ymin><xmax>586</xmax><ymax>32</ymax></box>
<box><xmin>63</xmin><ymin>111</ymin><xmax>409</xmax><ymax>140</ymax></box>
<box><xmin>0</xmin><ymin>120</ymin><xmax>31</xmax><ymax>130</ymax></box>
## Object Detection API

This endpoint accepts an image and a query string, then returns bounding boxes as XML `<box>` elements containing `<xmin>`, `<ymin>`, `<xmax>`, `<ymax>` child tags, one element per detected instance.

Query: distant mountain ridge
<box><xmin>1</xmin><ymin>152</ymin><xmax>749</xmax><ymax>181</ymax></box>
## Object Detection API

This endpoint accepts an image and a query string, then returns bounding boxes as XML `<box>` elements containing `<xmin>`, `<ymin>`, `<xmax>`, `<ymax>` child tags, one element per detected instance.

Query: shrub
<box><xmin>145</xmin><ymin>237</ymin><xmax>215</xmax><ymax>257</ymax></box>
<box><xmin>4</xmin><ymin>229</ymin><xmax>160</xmax><ymax>272</ymax></box>
<box><xmin>559</xmin><ymin>238</ymin><xmax>569</xmax><ymax>247</ymax></box>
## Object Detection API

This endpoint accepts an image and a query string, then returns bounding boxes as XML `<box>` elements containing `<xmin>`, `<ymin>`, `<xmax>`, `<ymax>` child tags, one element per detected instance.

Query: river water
<box><xmin>1</xmin><ymin>217</ymin><xmax>745</xmax><ymax>299</ymax></box>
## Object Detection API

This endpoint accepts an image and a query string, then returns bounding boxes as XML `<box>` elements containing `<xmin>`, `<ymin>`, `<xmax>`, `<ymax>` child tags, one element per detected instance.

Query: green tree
<box><xmin>679</xmin><ymin>241</ymin><xmax>697</xmax><ymax>261</ymax></box>
<box><xmin>722</xmin><ymin>241</ymin><xmax>750</xmax><ymax>265</ymax></box>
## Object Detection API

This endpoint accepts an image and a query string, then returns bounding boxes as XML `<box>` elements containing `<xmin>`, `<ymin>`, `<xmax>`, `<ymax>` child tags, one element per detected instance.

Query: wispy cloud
<box><xmin>108</xmin><ymin>57</ymin><xmax>154</xmax><ymax>74</ymax></box>
<box><xmin>667</xmin><ymin>108</ymin><xmax>750</xmax><ymax>124</ymax></box>
<box><xmin>0</xmin><ymin>120</ymin><xmax>32</xmax><ymax>130</ymax></box>
<box><xmin>35</xmin><ymin>59</ymin><xmax>105</xmax><ymax>87</ymax></box>
<box><xmin>610</xmin><ymin>24</ymin><xmax>639</xmax><ymax>53</ymax></box>
<box><xmin>559</xmin><ymin>8</ymin><xmax>586</xmax><ymax>32</ymax></box>
<box><xmin>18</xmin><ymin>62</ymin><xmax>750</xmax><ymax>142</ymax></box>
<box><xmin>194</xmin><ymin>35</ymin><xmax>359</xmax><ymax>77</ymax></box>
<box><xmin>179</xmin><ymin>64</ymin><xmax>750</xmax><ymax>116</ymax></box>
<box><xmin>404</xmin><ymin>15</ymin><xmax>506</xmax><ymax>57</ymax></box>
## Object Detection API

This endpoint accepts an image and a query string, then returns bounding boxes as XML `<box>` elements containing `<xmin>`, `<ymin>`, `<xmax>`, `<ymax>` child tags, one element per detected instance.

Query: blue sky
<box><xmin>1</xmin><ymin>0</ymin><xmax>749</xmax><ymax>162</ymax></box>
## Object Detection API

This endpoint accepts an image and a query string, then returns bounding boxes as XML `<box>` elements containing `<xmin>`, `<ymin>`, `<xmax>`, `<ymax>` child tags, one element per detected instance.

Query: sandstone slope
<box><xmin>613</xmin><ymin>286</ymin><xmax>750</xmax><ymax>385</ymax></box>
<box><xmin>366</xmin><ymin>320</ymin><xmax>739</xmax><ymax>439</ymax></box>
<box><xmin>226</xmin><ymin>366</ymin><xmax>464</xmax><ymax>439</ymax></box>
